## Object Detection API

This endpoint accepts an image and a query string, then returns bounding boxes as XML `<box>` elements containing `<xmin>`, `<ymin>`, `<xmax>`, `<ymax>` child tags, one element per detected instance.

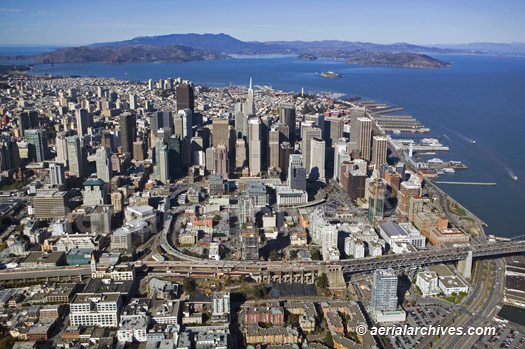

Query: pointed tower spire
<box><xmin>249</xmin><ymin>77</ymin><xmax>253</xmax><ymax>90</ymax></box>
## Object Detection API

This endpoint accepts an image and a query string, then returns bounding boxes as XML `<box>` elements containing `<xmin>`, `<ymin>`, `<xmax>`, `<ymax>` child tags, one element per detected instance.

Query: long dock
<box><xmin>436</xmin><ymin>181</ymin><xmax>497</xmax><ymax>186</ymax></box>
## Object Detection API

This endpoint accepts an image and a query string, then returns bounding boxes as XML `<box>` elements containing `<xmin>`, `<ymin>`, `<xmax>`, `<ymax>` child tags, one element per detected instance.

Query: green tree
<box><xmin>269</xmin><ymin>250</ymin><xmax>279</xmax><ymax>261</ymax></box>
<box><xmin>183</xmin><ymin>278</ymin><xmax>197</xmax><ymax>296</ymax></box>
<box><xmin>316</xmin><ymin>273</ymin><xmax>329</xmax><ymax>289</ymax></box>
<box><xmin>289</xmin><ymin>250</ymin><xmax>298</xmax><ymax>260</ymax></box>
<box><xmin>310</xmin><ymin>248</ymin><xmax>321</xmax><ymax>261</ymax></box>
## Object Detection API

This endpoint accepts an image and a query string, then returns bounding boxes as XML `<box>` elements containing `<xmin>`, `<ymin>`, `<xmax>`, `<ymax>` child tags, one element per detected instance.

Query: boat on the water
<box><xmin>443</xmin><ymin>168</ymin><xmax>455</xmax><ymax>173</ymax></box>
<box><xmin>514</xmin><ymin>176</ymin><xmax>519</xmax><ymax>182</ymax></box>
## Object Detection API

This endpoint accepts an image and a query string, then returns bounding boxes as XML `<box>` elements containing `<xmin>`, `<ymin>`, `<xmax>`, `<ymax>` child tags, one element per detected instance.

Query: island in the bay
<box><xmin>1</xmin><ymin>33</ymin><xmax>452</xmax><ymax>68</ymax></box>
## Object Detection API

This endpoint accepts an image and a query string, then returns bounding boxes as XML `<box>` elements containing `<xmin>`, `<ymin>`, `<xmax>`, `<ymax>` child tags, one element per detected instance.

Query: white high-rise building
<box><xmin>212</xmin><ymin>291</ymin><xmax>231</xmax><ymax>316</ymax></box>
<box><xmin>371</xmin><ymin>268</ymin><xmax>398</xmax><ymax>312</ymax></box>
<box><xmin>96</xmin><ymin>147</ymin><xmax>112</xmax><ymax>183</ymax></box>
<box><xmin>248</xmin><ymin>118</ymin><xmax>261</xmax><ymax>175</ymax></box>
<box><xmin>129</xmin><ymin>94</ymin><xmax>138</xmax><ymax>110</ymax></box>
<box><xmin>322</xmin><ymin>224</ymin><xmax>340</xmax><ymax>261</ymax></box>
<box><xmin>310</xmin><ymin>137</ymin><xmax>325</xmax><ymax>180</ymax></box>
<box><xmin>176</xmin><ymin>109</ymin><xmax>193</xmax><ymax>139</ymax></box>
<box><xmin>56</xmin><ymin>133</ymin><xmax>68</xmax><ymax>166</ymax></box>
<box><xmin>49</xmin><ymin>162</ymin><xmax>65</xmax><ymax>186</ymax></box>
<box><xmin>245</xmin><ymin>77</ymin><xmax>255</xmax><ymax>114</ymax></box>
<box><xmin>268</xmin><ymin>127</ymin><xmax>280</xmax><ymax>169</ymax></box>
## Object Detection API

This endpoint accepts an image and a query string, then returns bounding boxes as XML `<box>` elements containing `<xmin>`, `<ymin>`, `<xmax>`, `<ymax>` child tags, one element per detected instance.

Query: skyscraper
<box><xmin>268</xmin><ymin>127</ymin><xmax>280</xmax><ymax>169</ymax></box>
<box><xmin>175</xmin><ymin>109</ymin><xmax>193</xmax><ymax>139</ymax></box>
<box><xmin>301</xmin><ymin>124</ymin><xmax>322</xmax><ymax>174</ymax></box>
<box><xmin>205</xmin><ymin>147</ymin><xmax>216</xmax><ymax>174</ymax></box>
<box><xmin>215</xmin><ymin>144</ymin><xmax>229</xmax><ymax>178</ymax></box>
<box><xmin>96</xmin><ymin>147</ymin><xmax>112</xmax><ymax>183</ymax></box>
<box><xmin>372</xmin><ymin>136</ymin><xmax>388</xmax><ymax>165</ymax></box>
<box><xmin>310</xmin><ymin>137</ymin><xmax>326</xmax><ymax>180</ymax></box>
<box><xmin>120</xmin><ymin>113</ymin><xmax>136</xmax><ymax>155</ymax></box>
<box><xmin>75</xmin><ymin>108</ymin><xmax>89</xmax><ymax>137</ymax></box>
<box><xmin>368</xmin><ymin>178</ymin><xmax>387</xmax><ymax>223</ymax></box>
<box><xmin>245</xmin><ymin>77</ymin><xmax>255</xmax><ymax>115</ymax></box>
<box><xmin>56</xmin><ymin>132</ymin><xmax>68</xmax><ymax>166</ymax></box>
<box><xmin>371</xmin><ymin>268</ymin><xmax>398</xmax><ymax>313</ymax></box>
<box><xmin>324</xmin><ymin>116</ymin><xmax>344</xmax><ymax>148</ymax></box>
<box><xmin>167</xmin><ymin>134</ymin><xmax>182</xmax><ymax>179</ymax></box>
<box><xmin>155</xmin><ymin>140</ymin><xmax>169</xmax><ymax>184</ymax></box>
<box><xmin>176</xmin><ymin>83</ymin><xmax>194</xmax><ymax>113</ymax></box>
<box><xmin>279</xmin><ymin>106</ymin><xmax>296</xmax><ymax>144</ymax></box>
<box><xmin>26</xmin><ymin>129</ymin><xmax>48</xmax><ymax>162</ymax></box>
<box><xmin>235</xmin><ymin>139</ymin><xmax>247</xmax><ymax>169</ymax></box>
<box><xmin>351</xmin><ymin>116</ymin><xmax>372</xmax><ymax>161</ymax></box>
<box><xmin>18</xmin><ymin>111</ymin><xmax>38</xmax><ymax>136</ymax></box>
<box><xmin>288</xmin><ymin>154</ymin><xmax>306</xmax><ymax>191</ymax></box>
<box><xmin>151</xmin><ymin>111</ymin><xmax>173</xmax><ymax>137</ymax></box>
<box><xmin>212</xmin><ymin>118</ymin><xmax>230</xmax><ymax>149</ymax></box>
<box><xmin>67</xmin><ymin>136</ymin><xmax>84</xmax><ymax>178</ymax></box>
<box><xmin>49</xmin><ymin>162</ymin><xmax>65</xmax><ymax>186</ymax></box>
<box><xmin>248</xmin><ymin>118</ymin><xmax>261</xmax><ymax>175</ymax></box>
<box><xmin>129</xmin><ymin>93</ymin><xmax>138</xmax><ymax>110</ymax></box>
<box><xmin>279</xmin><ymin>142</ymin><xmax>293</xmax><ymax>180</ymax></box>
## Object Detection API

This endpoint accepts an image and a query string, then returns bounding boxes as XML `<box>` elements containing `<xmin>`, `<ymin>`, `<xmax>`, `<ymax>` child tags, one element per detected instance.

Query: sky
<box><xmin>0</xmin><ymin>0</ymin><xmax>524</xmax><ymax>46</ymax></box>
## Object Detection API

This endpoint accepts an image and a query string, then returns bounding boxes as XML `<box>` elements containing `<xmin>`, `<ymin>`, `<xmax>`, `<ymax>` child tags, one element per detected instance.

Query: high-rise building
<box><xmin>372</xmin><ymin>136</ymin><xmax>388</xmax><ymax>165</ymax></box>
<box><xmin>76</xmin><ymin>109</ymin><xmax>89</xmax><ymax>137</ymax></box>
<box><xmin>120</xmin><ymin>114</ymin><xmax>136</xmax><ymax>155</ymax></box>
<box><xmin>334</xmin><ymin>139</ymin><xmax>349</xmax><ymax>181</ymax></box>
<box><xmin>101</xmin><ymin>130</ymin><xmax>113</xmax><ymax>152</ymax></box>
<box><xmin>133</xmin><ymin>140</ymin><xmax>145</xmax><ymax>161</ymax></box>
<box><xmin>288</xmin><ymin>154</ymin><xmax>306</xmax><ymax>191</ymax></box>
<box><xmin>56</xmin><ymin>132</ymin><xmax>68</xmax><ymax>166</ymax></box>
<box><xmin>322</xmin><ymin>224</ymin><xmax>340</xmax><ymax>261</ymax></box>
<box><xmin>245</xmin><ymin>77</ymin><xmax>256</xmax><ymax>115</ymax></box>
<box><xmin>150</xmin><ymin>111</ymin><xmax>173</xmax><ymax>137</ymax></box>
<box><xmin>371</xmin><ymin>268</ymin><xmax>398</xmax><ymax>313</ymax></box>
<box><xmin>239</xmin><ymin>195</ymin><xmax>255</xmax><ymax>226</ymax></box>
<box><xmin>49</xmin><ymin>163</ymin><xmax>65</xmax><ymax>187</ymax></box>
<box><xmin>129</xmin><ymin>94</ymin><xmax>138</xmax><ymax>110</ymax></box>
<box><xmin>324</xmin><ymin>116</ymin><xmax>344</xmax><ymax>148</ymax></box>
<box><xmin>206</xmin><ymin>147</ymin><xmax>216</xmax><ymax>174</ymax></box>
<box><xmin>96</xmin><ymin>147</ymin><xmax>112</xmax><ymax>183</ymax></box>
<box><xmin>176</xmin><ymin>83</ymin><xmax>194</xmax><ymax>113</ymax></box>
<box><xmin>368</xmin><ymin>178</ymin><xmax>387</xmax><ymax>223</ymax></box>
<box><xmin>235</xmin><ymin>139</ymin><xmax>247</xmax><ymax>169</ymax></box>
<box><xmin>215</xmin><ymin>144</ymin><xmax>229</xmax><ymax>178</ymax></box>
<box><xmin>175</xmin><ymin>109</ymin><xmax>193</xmax><ymax>139</ymax></box>
<box><xmin>351</xmin><ymin>116</ymin><xmax>372</xmax><ymax>161</ymax></box>
<box><xmin>155</xmin><ymin>140</ymin><xmax>169</xmax><ymax>184</ymax></box>
<box><xmin>212</xmin><ymin>291</ymin><xmax>231</xmax><ymax>316</ymax></box>
<box><xmin>26</xmin><ymin>129</ymin><xmax>48</xmax><ymax>162</ymax></box>
<box><xmin>167</xmin><ymin>135</ymin><xmax>182</xmax><ymax>179</ymax></box>
<box><xmin>67</xmin><ymin>136</ymin><xmax>84</xmax><ymax>178</ymax></box>
<box><xmin>0</xmin><ymin>139</ymin><xmax>20</xmax><ymax>172</ymax></box>
<box><xmin>397</xmin><ymin>176</ymin><xmax>422</xmax><ymax>220</ymax></box>
<box><xmin>268</xmin><ymin>127</ymin><xmax>280</xmax><ymax>169</ymax></box>
<box><xmin>212</xmin><ymin>118</ymin><xmax>230</xmax><ymax>149</ymax></box>
<box><xmin>279</xmin><ymin>106</ymin><xmax>296</xmax><ymax>144</ymax></box>
<box><xmin>18</xmin><ymin>111</ymin><xmax>39</xmax><ymax>136</ymax></box>
<box><xmin>248</xmin><ymin>118</ymin><xmax>261</xmax><ymax>175</ymax></box>
<box><xmin>279</xmin><ymin>142</ymin><xmax>293</xmax><ymax>180</ymax></box>
<box><xmin>309</xmin><ymin>137</ymin><xmax>326</xmax><ymax>180</ymax></box>
<box><xmin>301</xmin><ymin>125</ymin><xmax>322</xmax><ymax>174</ymax></box>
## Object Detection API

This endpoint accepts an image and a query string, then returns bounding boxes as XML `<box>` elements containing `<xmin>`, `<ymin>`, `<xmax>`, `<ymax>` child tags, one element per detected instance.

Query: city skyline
<box><xmin>0</xmin><ymin>0</ymin><xmax>524</xmax><ymax>46</ymax></box>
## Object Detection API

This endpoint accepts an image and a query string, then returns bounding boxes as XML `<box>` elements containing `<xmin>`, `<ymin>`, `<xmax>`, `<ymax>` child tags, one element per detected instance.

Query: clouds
<box><xmin>0</xmin><ymin>8</ymin><xmax>21</xmax><ymax>12</ymax></box>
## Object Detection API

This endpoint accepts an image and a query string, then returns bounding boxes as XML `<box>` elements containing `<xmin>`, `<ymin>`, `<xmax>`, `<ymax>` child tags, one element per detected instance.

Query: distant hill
<box><xmin>28</xmin><ymin>44</ymin><xmax>228</xmax><ymax>64</ymax></box>
<box><xmin>434</xmin><ymin>42</ymin><xmax>525</xmax><ymax>54</ymax></box>
<box><xmin>344</xmin><ymin>50</ymin><xmax>450</xmax><ymax>69</ymax></box>
<box><xmin>90</xmin><ymin>33</ymin><xmax>283</xmax><ymax>54</ymax></box>
<box><xmin>91</xmin><ymin>33</ymin><xmax>459</xmax><ymax>55</ymax></box>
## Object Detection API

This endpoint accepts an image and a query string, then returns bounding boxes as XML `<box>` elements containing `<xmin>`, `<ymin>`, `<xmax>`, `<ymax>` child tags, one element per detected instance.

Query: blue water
<box><xmin>3</xmin><ymin>47</ymin><xmax>525</xmax><ymax>238</ymax></box>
